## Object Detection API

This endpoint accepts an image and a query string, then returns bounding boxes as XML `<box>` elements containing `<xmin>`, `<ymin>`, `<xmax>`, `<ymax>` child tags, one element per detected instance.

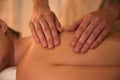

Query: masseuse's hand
<box><xmin>29</xmin><ymin>7</ymin><xmax>62</xmax><ymax>49</ymax></box>
<box><xmin>68</xmin><ymin>8</ymin><xmax>118</xmax><ymax>53</ymax></box>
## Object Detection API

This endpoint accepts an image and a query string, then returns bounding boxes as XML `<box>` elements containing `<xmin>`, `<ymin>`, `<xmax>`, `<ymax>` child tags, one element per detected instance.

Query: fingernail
<box><xmin>55</xmin><ymin>41</ymin><xmax>60</xmax><ymax>46</ymax></box>
<box><xmin>43</xmin><ymin>42</ymin><xmax>47</xmax><ymax>48</ymax></box>
<box><xmin>90</xmin><ymin>45</ymin><xmax>96</xmax><ymax>50</ymax></box>
<box><xmin>60</xmin><ymin>28</ymin><xmax>63</xmax><ymax>32</ymax></box>
<box><xmin>74</xmin><ymin>48</ymin><xmax>80</xmax><ymax>53</ymax></box>
<box><xmin>58</xmin><ymin>28</ymin><xmax>63</xmax><ymax>32</ymax></box>
<box><xmin>48</xmin><ymin>44</ymin><xmax>54</xmax><ymax>49</ymax></box>
<box><xmin>71</xmin><ymin>41</ymin><xmax>76</xmax><ymax>47</ymax></box>
<box><xmin>36</xmin><ymin>39</ymin><xmax>40</xmax><ymax>43</ymax></box>
<box><xmin>81</xmin><ymin>48</ymin><xmax>87</xmax><ymax>53</ymax></box>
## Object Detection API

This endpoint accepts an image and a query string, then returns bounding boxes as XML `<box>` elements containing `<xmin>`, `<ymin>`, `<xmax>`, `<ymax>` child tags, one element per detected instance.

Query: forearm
<box><xmin>32</xmin><ymin>0</ymin><xmax>50</xmax><ymax>11</ymax></box>
<box><xmin>102</xmin><ymin>4</ymin><xmax>120</xmax><ymax>20</ymax></box>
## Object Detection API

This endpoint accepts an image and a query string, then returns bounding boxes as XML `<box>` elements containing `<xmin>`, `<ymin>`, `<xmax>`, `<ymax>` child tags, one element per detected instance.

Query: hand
<box><xmin>29</xmin><ymin>8</ymin><xmax>62</xmax><ymax>49</ymax></box>
<box><xmin>68</xmin><ymin>9</ymin><xmax>118</xmax><ymax>53</ymax></box>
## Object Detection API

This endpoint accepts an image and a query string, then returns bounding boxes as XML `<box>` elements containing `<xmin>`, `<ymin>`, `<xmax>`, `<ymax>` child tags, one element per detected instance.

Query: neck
<box><xmin>6</xmin><ymin>30</ymin><xmax>33</xmax><ymax>65</ymax></box>
<box><xmin>13</xmin><ymin>36</ymin><xmax>33</xmax><ymax>65</ymax></box>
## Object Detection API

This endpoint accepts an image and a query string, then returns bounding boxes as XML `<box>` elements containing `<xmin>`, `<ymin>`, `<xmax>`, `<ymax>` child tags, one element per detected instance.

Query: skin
<box><xmin>29</xmin><ymin>0</ymin><xmax>63</xmax><ymax>49</ymax></box>
<box><xmin>68</xmin><ymin>4</ymin><xmax>120</xmax><ymax>53</ymax></box>
<box><xmin>0</xmin><ymin>20</ymin><xmax>12</xmax><ymax>71</ymax></box>
<box><xmin>30</xmin><ymin>0</ymin><xmax>120</xmax><ymax>53</ymax></box>
<box><xmin>0</xmin><ymin>20</ymin><xmax>30</xmax><ymax>71</ymax></box>
<box><xmin>16</xmin><ymin>29</ymin><xmax>120</xmax><ymax>80</ymax></box>
<box><xmin>0</xmin><ymin>19</ymin><xmax>120</xmax><ymax>80</ymax></box>
<box><xmin>0</xmin><ymin>20</ymin><xmax>14</xmax><ymax>71</ymax></box>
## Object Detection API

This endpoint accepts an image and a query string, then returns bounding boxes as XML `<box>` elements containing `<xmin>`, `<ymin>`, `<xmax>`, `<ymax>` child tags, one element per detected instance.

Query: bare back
<box><xmin>17</xmin><ymin>31</ymin><xmax>120</xmax><ymax>80</ymax></box>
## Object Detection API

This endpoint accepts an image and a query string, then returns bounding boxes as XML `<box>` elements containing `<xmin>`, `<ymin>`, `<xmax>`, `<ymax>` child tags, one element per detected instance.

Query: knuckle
<box><xmin>33</xmin><ymin>17</ymin><xmax>37</xmax><ymax>21</ymax></box>
<box><xmin>88</xmin><ymin>13</ymin><xmax>92</xmax><ymax>17</ymax></box>
<box><xmin>33</xmin><ymin>17</ymin><xmax>37</xmax><ymax>22</ymax></box>
<box><xmin>46</xmin><ymin>13</ymin><xmax>52</xmax><ymax>18</ymax></box>
<box><xmin>100</xmin><ymin>34</ymin><xmax>105</xmax><ymax>39</ymax></box>
<box><xmin>97</xmin><ymin>38</ymin><xmax>101</xmax><ymax>43</ymax></box>
<box><xmin>40</xmin><ymin>36</ymin><xmax>45</xmax><ymax>41</ymax></box>
<box><xmin>83</xmin><ymin>43</ymin><xmax>90</xmax><ymax>50</ymax></box>
<box><xmin>43</xmin><ymin>26</ymin><xmax>49</xmax><ymax>32</ymax></box>
<box><xmin>36</xmin><ymin>17</ymin><xmax>40</xmax><ymax>21</ymax></box>
<box><xmin>87</xmin><ymin>38</ymin><xmax>93</xmax><ymax>44</ymax></box>
<box><xmin>84</xmin><ymin>30</ymin><xmax>90</xmax><ymax>36</ymax></box>
<box><xmin>53</xmin><ymin>33</ymin><xmax>58</xmax><ymax>38</ymax></box>
<box><xmin>36</xmin><ymin>26</ymin><xmax>41</xmax><ymax>31</ymax></box>
<box><xmin>92</xmin><ymin>31</ymin><xmax>97</xmax><ymax>37</ymax></box>
<box><xmin>93</xmin><ymin>42</ymin><xmax>97</xmax><ymax>47</ymax></box>
<box><xmin>78</xmin><ymin>26</ymin><xmax>84</xmax><ymax>32</ymax></box>
<box><xmin>100</xmin><ymin>23</ymin><xmax>106</xmax><ymax>27</ymax></box>
<box><xmin>78</xmin><ymin>40</ymin><xmax>83</xmax><ymax>45</ymax></box>
<box><xmin>47</xmin><ymin>38</ymin><xmax>53</xmax><ymax>43</ymax></box>
<box><xmin>95</xmin><ymin>16</ymin><xmax>101</xmax><ymax>21</ymax></box>
<box><xmin>45</xmin><ymin>14</ymin><xmax>50</xmax><ymax>18</ymax></box>
<box><xmin>85</xmin><ymin>42</ymin><xmax>90</xmax><ymax>47</ymax></box>
<box><xmin>88</xmin><ymin>13</ymin><xmax>94</xmax><ymax>17</ymax></box>
<box><xmin>38</xmin><ymin>15</ymin><xmax>44</xmax><ymax>20</ymax></box>
<box><xmin>101</xmin><ymin>20</ymin><xmax>107</xmax><ymax>25</ymax></box>
<box><xmin>91</xmin><ymin>22</ymin><xmax>97</xmax><ymax>27</ymax></box>
<box><xmin>74</xmin><ymin>36</ymin><xmax>79</xmax><ymax>41</ymax></box>
<box><xmin>95</xmin><ymin>16</ymin><xmax>99</xmax><ymax>19</ymax></box>
<box><xmin>50</xmin><ymin>11</ymin><xmax>54</xmax><ymax>16</ymax></box>
<box><xmin>53</xmin><ymin>35</ymin><xmax>58</xmax><ymax>40</ymax></box>
<box><xmin>50</xmin><ymin>26</ymin><xmax>56</xmax><ymax>31</ymax></box>
<box><xmin>94</xmin><ymin>40</ymin><xmax>99</xmax><ymax>45</ymax></box>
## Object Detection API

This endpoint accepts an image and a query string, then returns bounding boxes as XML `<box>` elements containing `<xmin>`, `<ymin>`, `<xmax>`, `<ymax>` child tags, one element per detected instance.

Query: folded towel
<box><xmin>0</xmin><ymin>67</ymin><xmax>16</xmax><ymax>80</ymax></box>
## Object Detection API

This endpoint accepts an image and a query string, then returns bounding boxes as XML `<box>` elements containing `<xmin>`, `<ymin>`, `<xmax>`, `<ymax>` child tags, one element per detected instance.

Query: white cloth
<box><xmin>0</xmin><ymin>0</ymin><xmax>32</xmax><ymax>37</ymax></box>
<box><xmin>0</xmin><ymin>67</ymin><xmax>16</xmax><ymax>80</ymax></box>
<box><xmin>49</xmin><ymin>0</ymin><xmax>103</xmax><ymax>26</ymax></box>
<box><xmin>0</xmin><ymin>0</ymin><xmax>104</xmax><ymax>36</ymax></box>
<box><xmin>0</xmin><ymin>0</ymin><xmax>119</xmax><ymax>36</ymax></box>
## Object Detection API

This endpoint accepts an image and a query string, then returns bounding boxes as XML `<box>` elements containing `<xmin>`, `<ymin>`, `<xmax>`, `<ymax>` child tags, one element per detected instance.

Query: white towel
<box><xmin>0</xmin><ymin>67</ymin><xmax>16</xmax><ymax>80</ymax></box>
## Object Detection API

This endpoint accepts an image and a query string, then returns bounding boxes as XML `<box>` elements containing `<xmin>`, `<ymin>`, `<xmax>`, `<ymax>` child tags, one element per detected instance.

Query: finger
<box><xmin>80</xmin><ymin>22</ymin><xmax>106</xmax><ymax>53</ymax></box>
<box><xmin>29</xmin><ymin>21</ymin><xmax>40</xmax><ymax>43</ymax></box>
<box><xmin>38</xmin><ymin>16</ymin><xmax>54</xmax><ymax>49</ymax></box>
<box><xmin>54</xmin><ymin>15</ymin><xmax>63</xmax><ymax>32</ymax></box>
<box><xmin>71</xmin><ymin>17</ymin><xmax>90</xmax><ymax>47</ymax></box>
<box><xmin>35</xmin><ymin>20</ymin><xmax>48</xmax><ymax>48</ymax></box>
<box><xmin>67</xmin><ymin>18</ymin><xmax>83</xmax><ymax>32</ymax></box>
<box><xmin>90</xmin><ymin>26</ymin><xmax>111</xmax><ymax>49</ymax></box>
<box><xmin>79</xmin><ymin>18</ymin><xmax>101</xmax><ymax>53</ymax></box>
<box><xmin>74</xmin><ymin>40</ymin><xmax>83</xmax><ymax>53</ymax></box>
<box><xmin>45</xmin><ymin>14</ymin><xmax>60</xmax><ymax>46</ymax></box>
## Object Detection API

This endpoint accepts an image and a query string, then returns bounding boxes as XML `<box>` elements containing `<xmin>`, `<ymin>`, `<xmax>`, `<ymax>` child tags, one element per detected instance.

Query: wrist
<box><xmin>33</xmin><ymin>5</ymin><xmax>50</xmax><ymax>13</ymax></box>
<box><xmin>102</xmin><ymin>4</ymin><xmax>120</xmax><ymax>20</ymax></box>
<box><xmin>32</xmin><ymin>0</ymin><xmax>50</xmax><ymax>12</ymax></box>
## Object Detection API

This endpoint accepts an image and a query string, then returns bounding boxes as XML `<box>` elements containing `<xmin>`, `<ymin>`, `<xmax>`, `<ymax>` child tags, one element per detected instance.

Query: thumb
<box><xmin>67</xmin><ymin>23</ymin><xmax>79</xmax><ymax>32</ymax></box>
<box><xmin>55</xmin><ymin>17</ymin><xmax>63</xmax><ymax>33</ymax></box>
<box><xmin>56</xmin><ymin>23</ymin><xmax>63</xmax><ymax>32</ymax></box>
<box><xmin>67</xmin><ymin>18</ymin><xmax>83</xmax><ymax>32</ymax></box>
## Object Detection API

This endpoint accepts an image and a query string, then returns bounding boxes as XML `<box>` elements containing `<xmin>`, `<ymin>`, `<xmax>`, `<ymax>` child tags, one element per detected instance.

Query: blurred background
<box><xmin>0</xmin><ymin>0</ymin><xmax>120</xmax><ymax>37</ymax></box>
<box><xmin>0</xmin><ymin>0</ymin><xmax>120</xmax><ymax>80</ymax></box>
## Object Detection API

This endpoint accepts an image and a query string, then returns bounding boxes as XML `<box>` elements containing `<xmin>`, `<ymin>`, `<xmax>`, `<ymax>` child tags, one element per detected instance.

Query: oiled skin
<box><xmin>17</xmin><ymin>31</ymin><xmax>120</xmax><ymax>80</ymax></box>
